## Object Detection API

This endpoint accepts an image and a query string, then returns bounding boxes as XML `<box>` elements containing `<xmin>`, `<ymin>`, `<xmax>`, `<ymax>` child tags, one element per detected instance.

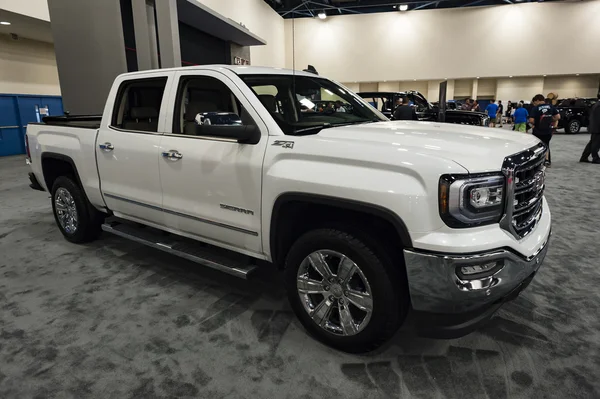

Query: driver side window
<box><xmin>172</xmin><ymin>76</ymin><xmax>255</xmax><ymax>136</ymax></box>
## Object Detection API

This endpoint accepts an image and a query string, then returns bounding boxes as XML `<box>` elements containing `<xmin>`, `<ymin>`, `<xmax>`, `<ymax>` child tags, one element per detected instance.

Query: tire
<box><xmin>566</xmin><ymin>119</ymin><xmax>581</xmax><ymax>134</ymax></box>
<box><xmin>51</xmin><ymin>176</ymin><xmax>103</xmax><ymax>243</ymax></box>
<box><xmin>284</xmin><ymin>228</ymin><xmax>407</xmax><ymax>353</ymax></box>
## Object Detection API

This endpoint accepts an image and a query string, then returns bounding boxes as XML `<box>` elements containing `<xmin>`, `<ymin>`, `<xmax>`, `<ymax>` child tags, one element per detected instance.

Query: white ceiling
<box><xmin>0</xmin><ymin>9</ymin><xmax>53</xmax><ymax>43</ymax></box>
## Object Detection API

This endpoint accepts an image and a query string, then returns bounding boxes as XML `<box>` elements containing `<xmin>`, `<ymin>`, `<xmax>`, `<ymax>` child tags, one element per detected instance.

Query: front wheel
<box><xmin>566</xmin><ymin>119</ymin><xmax>581</xmax><ymax>134</ymax></box>
<box><xmin>51</xmin><ymin>176</ymin><xmax>103</xmax><ymax>243</ymax></box>
<box><xmin>284</xmin><ymin>228</ymin><xmax>407</xmax><ymax>353</ymax></box>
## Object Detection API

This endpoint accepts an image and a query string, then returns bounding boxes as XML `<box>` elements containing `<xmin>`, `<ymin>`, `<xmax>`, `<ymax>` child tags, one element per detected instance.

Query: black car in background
<box><xmin>555</xmin><ymin>98</ymin><xmax>597</xmax><ymax>134</ymax></box>
<box><xmin>358</xmin><ymin>91</ymin><xmax>489</xmax><ymax>126</ymax></box>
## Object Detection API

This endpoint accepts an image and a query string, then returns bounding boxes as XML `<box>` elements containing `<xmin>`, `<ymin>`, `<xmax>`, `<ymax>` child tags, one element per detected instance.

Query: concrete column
<box><xmin>47</xmin><ymin>0</ymin><xmax>127</xmax><ymax>114</ymax></box>
<box><xmin>472</xmin><ymin>79</ymin><xmax>479</xmax><ymax>99</ymax></box>
<box><xmin>155</xmin><ymin>0</ymin><xmax>181</xmax><ymax>68</ymax></box>
<box><xmin>131</xmin><ymin>0</ymin><xmax>153</xmax><ymax>71</ymax></box>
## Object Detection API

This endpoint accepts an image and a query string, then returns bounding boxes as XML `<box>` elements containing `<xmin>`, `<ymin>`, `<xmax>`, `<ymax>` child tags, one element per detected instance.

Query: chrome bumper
<box><xmin>404</xmin><ymin>233</ymin><xmax>550</xmax><ymax>314</ymax></box>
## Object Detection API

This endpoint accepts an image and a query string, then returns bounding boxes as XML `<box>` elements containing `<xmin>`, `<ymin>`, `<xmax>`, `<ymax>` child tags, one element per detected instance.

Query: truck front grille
<box><xmin>501</xmin><ymin>143</ymin><xmax>547</xmax><ymax>239</ymax></box>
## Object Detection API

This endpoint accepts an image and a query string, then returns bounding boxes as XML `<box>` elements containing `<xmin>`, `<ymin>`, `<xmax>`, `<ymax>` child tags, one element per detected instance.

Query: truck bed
<box><xmin>40</xmin><ymin>115</ymin><xmax>102</xmax><ymax>129</ymax></box>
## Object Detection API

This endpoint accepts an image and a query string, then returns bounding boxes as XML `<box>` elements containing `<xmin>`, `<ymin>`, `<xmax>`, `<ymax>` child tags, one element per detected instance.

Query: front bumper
<box><xmin>403</xmin><ymin>230</ymin><xmax>550</xmax><ymax>337</ymax></box>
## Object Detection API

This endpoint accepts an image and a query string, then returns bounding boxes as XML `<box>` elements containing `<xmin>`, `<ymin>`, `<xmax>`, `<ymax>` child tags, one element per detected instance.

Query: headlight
<box><xmin>439</xmin><ymin>174</ymin><xmax>505</xmax><ymax>228</ymax></box>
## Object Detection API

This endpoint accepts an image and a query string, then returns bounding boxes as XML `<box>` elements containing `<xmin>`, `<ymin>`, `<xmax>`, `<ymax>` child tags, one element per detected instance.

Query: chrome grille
<box><xmin>501</xmin><ymin>144</ymin><xmax>547</xmax><ymax>239</ymax></box>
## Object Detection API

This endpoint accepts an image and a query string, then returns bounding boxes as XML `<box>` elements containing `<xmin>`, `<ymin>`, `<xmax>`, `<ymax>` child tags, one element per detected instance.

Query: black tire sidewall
<box><xmin>51</xmin><ymin>176</ymin><xmax>98</xmax><ymax>243</ymax></box>
<box><xmin>284</xmin><ymin>228</ymin><xmax>404</xmax><ymax>353</ymax></box>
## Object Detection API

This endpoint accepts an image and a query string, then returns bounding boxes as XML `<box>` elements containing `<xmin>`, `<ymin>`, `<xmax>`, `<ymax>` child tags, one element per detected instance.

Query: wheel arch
<box><xmin>269</xmin><ymin>192</ymin><xmax>413</xmax><ymax>267</ymax></box>
<box><xmin>41</xmin><ymin>152</ymin><xmax>84</xmax><ymax>192</ymax></box>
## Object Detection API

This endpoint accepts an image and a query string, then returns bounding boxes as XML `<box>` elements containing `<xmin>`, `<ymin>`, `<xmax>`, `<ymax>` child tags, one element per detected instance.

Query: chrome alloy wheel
<box><xmin>569</xmin><ymin>120</ymin><xmax>580</xmax><ymax>133</ymax></box>
<box><xmin>297</xmin><ymin>250</ymin><xmax>373</xmax><ymax>336</ymax></box>
<box><xmin>55</xmin><ymin>187</ymin><xmax>78</xmax><ymax>234</ymax></box>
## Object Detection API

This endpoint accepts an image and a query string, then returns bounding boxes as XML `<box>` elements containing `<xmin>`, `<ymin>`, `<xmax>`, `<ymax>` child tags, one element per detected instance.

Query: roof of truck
<box><xmin>121</xmin><ymin>65</ymin><xmax>321</xmax><ymax>78</ymax></box>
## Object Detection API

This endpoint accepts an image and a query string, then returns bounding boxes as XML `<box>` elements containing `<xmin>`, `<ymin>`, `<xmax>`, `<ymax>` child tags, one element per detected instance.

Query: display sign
<box><xmin>233</xmin><ymin>56</ymin><xmax>250</xmax><ymax>66</ymax></box>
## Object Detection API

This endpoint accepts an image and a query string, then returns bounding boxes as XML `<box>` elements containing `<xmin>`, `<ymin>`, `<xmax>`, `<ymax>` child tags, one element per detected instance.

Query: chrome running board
<box><xmin>101</xmin><ymin>220</ymin><xmax>258</xmax><ymax>279</ymax></box>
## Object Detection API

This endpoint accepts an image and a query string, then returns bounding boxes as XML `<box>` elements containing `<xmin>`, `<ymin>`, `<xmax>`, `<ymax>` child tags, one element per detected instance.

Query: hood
<box><xmin>317</xmin><ymin>121</ymin><xmax>540</xmax><ymax>173</ymax></box>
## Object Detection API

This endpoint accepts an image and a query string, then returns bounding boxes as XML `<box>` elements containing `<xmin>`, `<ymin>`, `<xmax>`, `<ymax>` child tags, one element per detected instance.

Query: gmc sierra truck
<box><xmin>26</xmin><ymin>66</ymin><xmax>551</xmax><ymax>352</ymax></box>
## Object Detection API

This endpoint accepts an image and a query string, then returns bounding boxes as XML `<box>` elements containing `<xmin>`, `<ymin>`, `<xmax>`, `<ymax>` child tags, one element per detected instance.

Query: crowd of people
<box><xmin>482</xmin><ymin>95</ymin><xmax>600</xmax><ymax>166</ymax></box>
<box><xmin>390</xmin><ymin>92</ymin><xmax>600</xmax><ymax>166</ymax></box>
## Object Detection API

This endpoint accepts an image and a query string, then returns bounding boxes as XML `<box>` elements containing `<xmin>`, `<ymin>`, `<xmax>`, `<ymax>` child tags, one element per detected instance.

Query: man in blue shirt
<box><xmin>485</xmin><ymin>99</ymin><xmax>499</xmax><ymax>127</ymax></box>
<box><xmin>513</xmin><ymin>103</ymin><xmax>529</xmax><ymax>132</ymax></box>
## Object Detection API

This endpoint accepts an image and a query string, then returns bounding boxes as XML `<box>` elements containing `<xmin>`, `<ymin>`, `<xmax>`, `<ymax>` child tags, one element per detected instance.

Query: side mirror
<box><xmin>195</xmin><ymin>113</ymin><xmax>260</xmax><ymax>144</ymax></box>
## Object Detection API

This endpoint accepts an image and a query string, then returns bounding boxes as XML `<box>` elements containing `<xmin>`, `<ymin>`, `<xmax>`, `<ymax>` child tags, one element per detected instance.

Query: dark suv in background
<box><xmin>555</xmin><ymin>98</ymin><xmax>597</xmax><ymax>134</ymax></box>
<box><xmin>358</xmin><ymin>91</ymin><xmax>489</xmax><ymax>126</ymax></box>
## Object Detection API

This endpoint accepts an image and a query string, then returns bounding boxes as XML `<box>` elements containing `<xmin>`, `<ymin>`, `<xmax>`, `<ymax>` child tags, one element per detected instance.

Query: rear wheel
<box><xmin>51</xmin><ymin>176</ymin><xmax>103</xmax><ymax>243</ymax></box>
<box><xmin>284</xmin><ymin>228</ymin><xmax>407</xmax><ymax>353</ymax></box>
<box><xmin>566</xmin><ymin>119</ymin><xmax>581</xmax><ymax>134</ymax></box>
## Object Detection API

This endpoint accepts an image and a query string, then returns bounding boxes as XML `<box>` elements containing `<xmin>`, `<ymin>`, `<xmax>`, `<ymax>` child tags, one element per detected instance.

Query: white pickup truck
<box><xmin>26</xmin><ymin>65</ymin><xmax>551</xmax><ymax>352</ymax></box>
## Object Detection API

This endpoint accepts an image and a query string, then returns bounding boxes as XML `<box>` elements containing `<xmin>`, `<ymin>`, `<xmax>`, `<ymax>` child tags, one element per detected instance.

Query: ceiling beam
<box><xmin>413</xmin><ymin>1</ymin><xmax>439</xmax><ymax>10</ymax></box>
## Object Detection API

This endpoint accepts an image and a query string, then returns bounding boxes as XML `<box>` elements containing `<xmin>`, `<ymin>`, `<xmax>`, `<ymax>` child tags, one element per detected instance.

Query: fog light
<box><xmin>458</xmin><ymin>261</ymin><xmax>502</xmax><ymax>278</ymax></box>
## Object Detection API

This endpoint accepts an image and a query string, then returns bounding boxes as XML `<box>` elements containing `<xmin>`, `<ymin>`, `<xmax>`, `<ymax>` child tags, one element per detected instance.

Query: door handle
<box><xmin>99</xmin><ymin>142</ymin><xmax>114</xmax><ymax>151</ymax></box>
<box><xmin>162</xmin><ymin>150</ymin><xmax>183</xmax><ymax>161</ymax></box>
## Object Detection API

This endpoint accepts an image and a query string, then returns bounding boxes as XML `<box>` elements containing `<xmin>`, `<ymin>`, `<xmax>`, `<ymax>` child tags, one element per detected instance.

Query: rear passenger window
<box><xmin>111</xmin><ymin>77</ymin><xmax>167</xmax><ymax>132</ymax></box>
<box><xmin>172</xmin><ymin>76</ymin><xmax>255</xmax><ymax>136</ymax></box>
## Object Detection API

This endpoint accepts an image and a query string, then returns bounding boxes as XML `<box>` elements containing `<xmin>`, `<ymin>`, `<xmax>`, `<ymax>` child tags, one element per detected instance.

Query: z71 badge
<box><xmin>272</xmin><ymin>140</ymin><xmax>295</xmax><ymax>149</ymax></box>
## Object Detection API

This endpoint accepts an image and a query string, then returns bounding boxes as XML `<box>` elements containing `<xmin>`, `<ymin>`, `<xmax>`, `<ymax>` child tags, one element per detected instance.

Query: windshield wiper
<box><xmin>292</xmin><ymin>123</ymin><xmax>332</xmax><ymax>135</ymax></box>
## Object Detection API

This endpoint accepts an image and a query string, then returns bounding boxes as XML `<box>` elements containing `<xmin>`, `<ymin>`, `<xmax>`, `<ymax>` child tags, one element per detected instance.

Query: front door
<box><xmin>96</xmin><ymin>74</ymin><xmax>171</xmax><ymax>224</ymax></box>
<box><xmin>158</xmin><ymin>71</ymin><xmax>268</xmax><ymax>255</ymax></box>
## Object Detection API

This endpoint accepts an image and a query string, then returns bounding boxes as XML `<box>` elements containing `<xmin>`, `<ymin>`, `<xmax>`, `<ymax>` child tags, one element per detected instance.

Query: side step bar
<box><xmin>101</xmin><ymin>220</ymin><xmax>258</xmax><ymax>279</ymax></box>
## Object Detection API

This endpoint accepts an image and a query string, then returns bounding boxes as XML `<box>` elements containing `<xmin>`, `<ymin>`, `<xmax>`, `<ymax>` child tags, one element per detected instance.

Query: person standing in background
<box><xmin>485</xmin><ymin>99</ymin><xmax>499</xmax><ymax>127</ymax></box>
<box><xmin>579</xmin><ymin>95</ymin><xmax>600</xmax><ymax>164</ymax></box>
<box><xmin>529</xmin><ymin>94</ymin><xmax>560</xmax><ymax>167</ymax></box>
<box><xmin>506</xmin><ymin>101</ymin><xmax>513</xmax><ymax>124</ymax></box>
<box><xmin>513</xmin><ymin>103</ymin><xmax>529</xmax><ymax>132</ymax></box>
<box><xmin>497</xmin><ymin>100</ymin><xmax>504</xmax><ymax>127</ymax></box>
<box><xmin>471</xmin><ymin>99</ymin><xmax>480</xmax><ymax>112</ymax></box>
<box><xmin>461</xmin><ymin>99</ymin><xmax>471</xmax><ymax>110</ymax></box>
<box><xmin>393</xmin><ymin>96</ymin><xmax>418</xmax><ymax>120</ymax></box>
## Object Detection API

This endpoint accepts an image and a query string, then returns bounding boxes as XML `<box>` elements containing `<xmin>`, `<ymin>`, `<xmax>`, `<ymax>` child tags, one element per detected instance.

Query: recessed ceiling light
<box><xmin>413</xmin><ymin>79</ymin><xmax>417</xmax><ymax>81</ymax></box>
<box><xmin>444</xmin><ymin>78</ymin><xmax>447</xmax><ymax>80</ymax></box>
<box><xmin>0</xmin><ymin>21</ymin><xmax>11</xmax><ymax>25</ymax></box>
<box><xmin>576</xmin><ymin>73</ymin><xmax>580</xmax><ymax>76</ymax></box>
<box><xmin>476</xmin><ymin>77</ymin><xmax>480</xmax><ymax>79</ymax></box>
<box><xmin>509</xmin><ymin>75</ymin><xmax>513</xmax><ymax>78</ymax></box>
<box><xmin>318</xmin><ymin>11</ymin><xmax>327</xmax><ymax>19</ymax></box>
<box><xmin>399</xmin><ymin>4</ymin><xmax>409</xmax><ymax>11</ymax></box>
<box><xmin>543</xmin><ymin>74</ymin><xmax>547</xmax><ymax>77</ymax></box>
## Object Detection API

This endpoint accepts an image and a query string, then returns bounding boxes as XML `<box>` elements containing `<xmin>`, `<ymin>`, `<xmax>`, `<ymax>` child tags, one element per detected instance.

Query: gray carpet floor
<box><xmin>1</xmin><ymin>131</ymin><xmax>599</xmax><ymax>398</ymax></box>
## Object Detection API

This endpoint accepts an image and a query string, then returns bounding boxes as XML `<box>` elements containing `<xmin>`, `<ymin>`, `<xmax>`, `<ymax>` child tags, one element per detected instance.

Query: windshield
<box><xmin>240</xmin><ymin>75</ymin><xmax>388</xmax><ymax>135</ymax></box>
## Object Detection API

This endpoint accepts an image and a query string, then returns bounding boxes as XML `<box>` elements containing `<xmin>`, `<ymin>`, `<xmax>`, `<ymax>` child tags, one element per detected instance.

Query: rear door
<box><xmin>96</xmin><ymin>73</ymin><xmax>173</xmax><ymax>225</ymax></box>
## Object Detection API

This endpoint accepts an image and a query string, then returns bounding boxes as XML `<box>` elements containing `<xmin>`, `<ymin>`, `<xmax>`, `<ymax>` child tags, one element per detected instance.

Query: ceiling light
<box><xmin>576</xmin><ymin>73</ymin><xmax>580</xmax><ymax>76</ymax></box>
<box><xmin>0</xmin><ymin>21</ymin><xmax>11</xmax><ymax>25</ymax></box>
<box><xmin>543</xmin><ymin>74</ymin><xmax>547</xmax><ymax>77</ymax></box>
<box><xmin>399</xmin><ymin>4</ymin><xmax>409</xmax><ymax>11</ymax></box>
<box><xmin>444</xmin><ymin>78</ymin><xmax>447</xmax><ymax>80</ymax></box>
<box><xmin>318</xmin><ymin>11</ymin><xmax>327</xmax><ymax>19</ymax></box>
<box><xmin>476</xmin><ymin>77</ymin><xmax>480</xmax><ymax>79</ymax></box>
<box><xmin>413</xmin><ymin>79</ymin><xmax>417</xmax><ymax>81</ymax></box>
<box><xmin>509</xmin><ymin>75</ymin><xmax>513</xmax><ymax>78</ymax></box>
